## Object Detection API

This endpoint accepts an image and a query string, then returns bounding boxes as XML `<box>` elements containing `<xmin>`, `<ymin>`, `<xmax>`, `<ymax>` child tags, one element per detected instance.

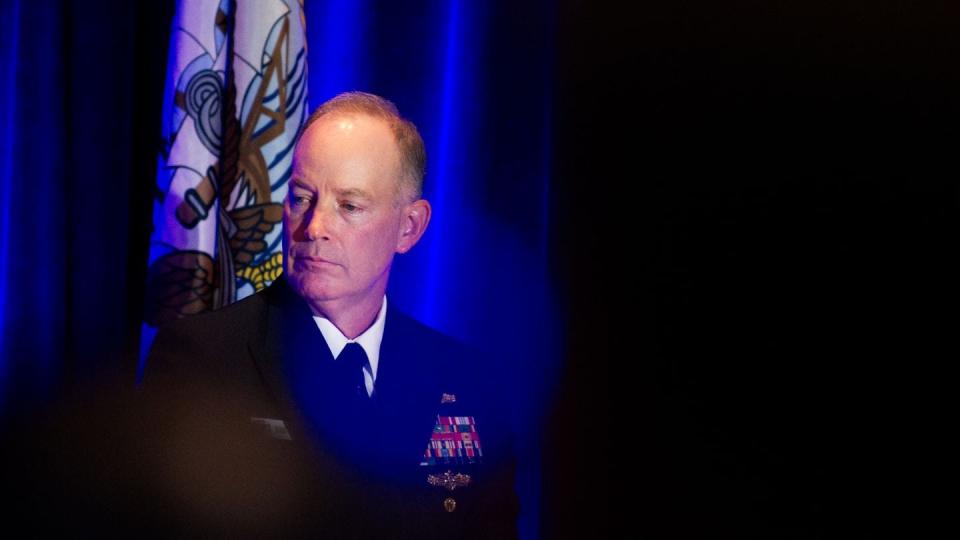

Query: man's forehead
<box><xmin>289</xmin><ymin>116</ymin><xmax>406</xmax><ymax>201</ymax></box>
<box><xmin>324</xmin><ymin>114</ymin><xmax>363</xmax><ymax>132</ymax></box>
<box><xmin>295</xmin><ymin>114</ymin><xmax>396</xmax><ymax>159</ymax></box>
<box><xmin>299</xmin><ymin>112</ymin><xmax>391</xmax><ymax>144</ymax></box>
<box><xmin>293</xmin><ymin>113</ymin><xmax>400</xmax><ymax>174</ymax></box>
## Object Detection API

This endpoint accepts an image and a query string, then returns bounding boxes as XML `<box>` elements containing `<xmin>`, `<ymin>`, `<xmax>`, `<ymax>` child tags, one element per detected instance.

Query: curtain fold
<box><xmin>0</xmin><ymin>1</ymin><xmax>172</xmax><ymax>413</ymax></box>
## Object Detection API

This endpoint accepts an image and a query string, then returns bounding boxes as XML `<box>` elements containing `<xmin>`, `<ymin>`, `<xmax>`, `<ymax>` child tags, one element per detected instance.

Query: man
<box><xmin>139</xmin><ymin>92</ymin><xmax>518</xmax><ymax>538</ymax></box>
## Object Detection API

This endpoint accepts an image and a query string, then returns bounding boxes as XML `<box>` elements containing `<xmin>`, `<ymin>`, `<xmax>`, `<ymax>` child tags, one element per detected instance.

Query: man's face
<box><xmin>283</xmin><ymin>114</ymin><xmax>408</xmax><ymax>310</ymax></box>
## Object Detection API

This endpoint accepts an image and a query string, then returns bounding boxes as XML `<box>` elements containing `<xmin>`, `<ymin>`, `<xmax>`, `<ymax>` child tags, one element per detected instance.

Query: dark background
<box><xmin>593</xmin><ymin>1</ymin><xmax>953</xmax><ymax>537</ymax></box>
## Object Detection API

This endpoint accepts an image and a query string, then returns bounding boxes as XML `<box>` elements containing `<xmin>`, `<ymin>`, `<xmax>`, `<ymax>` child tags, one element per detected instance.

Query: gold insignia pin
<box><xmin>443</xmin><ymin>497</ymin><xmax>457</xmax><ymax>512</ymax></box>
<box><xmin>441</xmin><ymin>393</ymin><xmax>457</xmax><ymax>404</ymax></box>
<box><xmin>427</xmin><ymin>470</ymin><xmax>472</xmax><ymax>491</ymax></box>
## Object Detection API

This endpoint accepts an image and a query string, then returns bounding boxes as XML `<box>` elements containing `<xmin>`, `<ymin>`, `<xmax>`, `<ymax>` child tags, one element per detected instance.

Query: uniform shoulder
<box><xmin>143</xmin><ymin>285</ymin><xmax>275</xmax><ymax>383</ymax></box>
<box><xmin>160</xmin><ymin>287</ymin><xmax>269</xmax><ymax>338</ymax></box>
<box><xmin>386</xmin><ymin>310</ymin><xmax>506</xmax><ymax>405</ymax></box>
<box><xmin>389</xmin><ymin>310</ymin><xmax>469</xmax><ymax>352</ymax></box>
<box><xmin>386</xmin><ymin>310</ymin><xmax>483</xmax><ymax>380</ymax></box>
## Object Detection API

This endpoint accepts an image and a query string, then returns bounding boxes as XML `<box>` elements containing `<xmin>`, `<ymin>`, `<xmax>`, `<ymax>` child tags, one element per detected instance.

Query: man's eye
<box><xmin>340</xmin><ymin>202</ymin><xmax>361</xmax><ymax>213</ymax></box>
<box><xmin>291</xmin><ymin>195</ymin><xmax>310</xmax><ymax>207</ymax></box>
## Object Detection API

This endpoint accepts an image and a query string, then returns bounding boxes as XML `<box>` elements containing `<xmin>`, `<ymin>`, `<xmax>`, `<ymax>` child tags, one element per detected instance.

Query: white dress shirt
<box><xmin>311</xmin><ymin>296</ymin><xmax>387</xmax><ymax>397</ymax></box>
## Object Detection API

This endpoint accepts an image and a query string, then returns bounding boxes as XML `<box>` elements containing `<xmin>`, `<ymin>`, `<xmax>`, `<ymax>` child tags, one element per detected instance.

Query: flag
<box><xmin>142</xmin><ymin>0</ymin><xmax>308</xmax><ymax>350</ymax></box>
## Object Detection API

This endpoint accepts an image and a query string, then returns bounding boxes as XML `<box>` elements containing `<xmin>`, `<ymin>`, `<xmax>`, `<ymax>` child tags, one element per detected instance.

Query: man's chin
<box><xmin>288</xmin><ymin>274</ymin><xmax>341</xmax><ymax>304</ymax></box>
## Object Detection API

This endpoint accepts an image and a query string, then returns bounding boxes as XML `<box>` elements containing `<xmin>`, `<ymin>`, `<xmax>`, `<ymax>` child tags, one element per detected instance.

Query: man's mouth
<box><xmin>293</xmin><ymin>255</ymin><xmax>338</xmax><ymax>270</ymax></box>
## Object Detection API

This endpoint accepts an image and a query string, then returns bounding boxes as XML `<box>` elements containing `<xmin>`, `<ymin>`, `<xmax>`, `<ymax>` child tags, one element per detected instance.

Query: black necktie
<box><xmin>336</xmin><ymin>342</ymin><xmax>371</xmax><ymax>400</ymax></box>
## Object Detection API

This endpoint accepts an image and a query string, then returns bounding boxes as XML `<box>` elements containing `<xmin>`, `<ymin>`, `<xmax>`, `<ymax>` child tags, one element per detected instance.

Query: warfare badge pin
<box><xmin>427</xmin><ymin>470</ymin><xmax>472</xmax><ymax>492</ymax></box>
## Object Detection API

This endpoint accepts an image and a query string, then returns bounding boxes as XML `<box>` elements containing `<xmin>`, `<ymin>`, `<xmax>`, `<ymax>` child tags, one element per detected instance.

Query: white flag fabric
<box><xmin>144</xmin><ymin>0</ymin><xmax>308</xmax><ymax>328</ymax></box>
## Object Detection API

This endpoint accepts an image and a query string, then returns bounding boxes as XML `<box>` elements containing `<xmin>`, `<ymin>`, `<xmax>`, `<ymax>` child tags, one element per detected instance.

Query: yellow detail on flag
<box><xmin>237</xmin><ymin>252</ymin><xmax>284</xmax><ymax>291</ymax></box>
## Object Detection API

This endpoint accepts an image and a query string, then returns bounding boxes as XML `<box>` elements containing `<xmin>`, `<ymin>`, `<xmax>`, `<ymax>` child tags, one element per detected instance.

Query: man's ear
<box><xmin>396</xmin><ymin>199</ymin><xmax>432</xmax><ymax>254</ymax></box>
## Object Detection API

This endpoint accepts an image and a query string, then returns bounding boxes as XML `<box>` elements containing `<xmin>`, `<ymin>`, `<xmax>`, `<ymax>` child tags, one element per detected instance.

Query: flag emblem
<box><xmin>144</xmin><ymin>0</ymin><xmax>308</xmax><ymax>329</ymax></box>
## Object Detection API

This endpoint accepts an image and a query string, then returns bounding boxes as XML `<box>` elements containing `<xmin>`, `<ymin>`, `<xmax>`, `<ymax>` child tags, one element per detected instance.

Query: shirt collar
<box><xmin>311</xmin><ymin>295</ymin><xmax>387</xmax><ymax>381</ymax></box>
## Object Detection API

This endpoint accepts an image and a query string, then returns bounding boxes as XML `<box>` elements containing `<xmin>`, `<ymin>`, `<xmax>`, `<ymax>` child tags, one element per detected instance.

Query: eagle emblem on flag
<box><xmin>144</xmin><ymin>0</ymin><xmax>308</xmax><ymax>328</ymax></box>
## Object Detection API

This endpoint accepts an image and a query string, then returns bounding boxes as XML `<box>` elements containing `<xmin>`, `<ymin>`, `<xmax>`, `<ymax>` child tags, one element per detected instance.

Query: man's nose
<box><xmin>303</xmin><ymin>202</ymin><xmax>333</xmax><ymax>241</ymax></box>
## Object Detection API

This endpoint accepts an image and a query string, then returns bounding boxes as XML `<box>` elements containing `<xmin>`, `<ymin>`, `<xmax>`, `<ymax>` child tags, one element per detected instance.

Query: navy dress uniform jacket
<box><xmin>137</xmin><ymin>275</ymin><xmax>520</xmax><ymax>538</ymax></box>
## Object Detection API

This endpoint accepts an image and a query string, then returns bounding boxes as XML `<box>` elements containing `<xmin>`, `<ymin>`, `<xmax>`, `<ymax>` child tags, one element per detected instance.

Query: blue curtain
<box><xmin>1</xmin><ymin>1</ymin><xmax>558</xmax><ymax>537</ymax></box>
<box><xmin>304</xmin><ymin>1</ymin><xmax>557</xmax><ymax>352</ymax></box>
<box><xmin>1</xmin><ymin>0</ymin><xmax>174</xmax><ymax>412</ymax></box>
